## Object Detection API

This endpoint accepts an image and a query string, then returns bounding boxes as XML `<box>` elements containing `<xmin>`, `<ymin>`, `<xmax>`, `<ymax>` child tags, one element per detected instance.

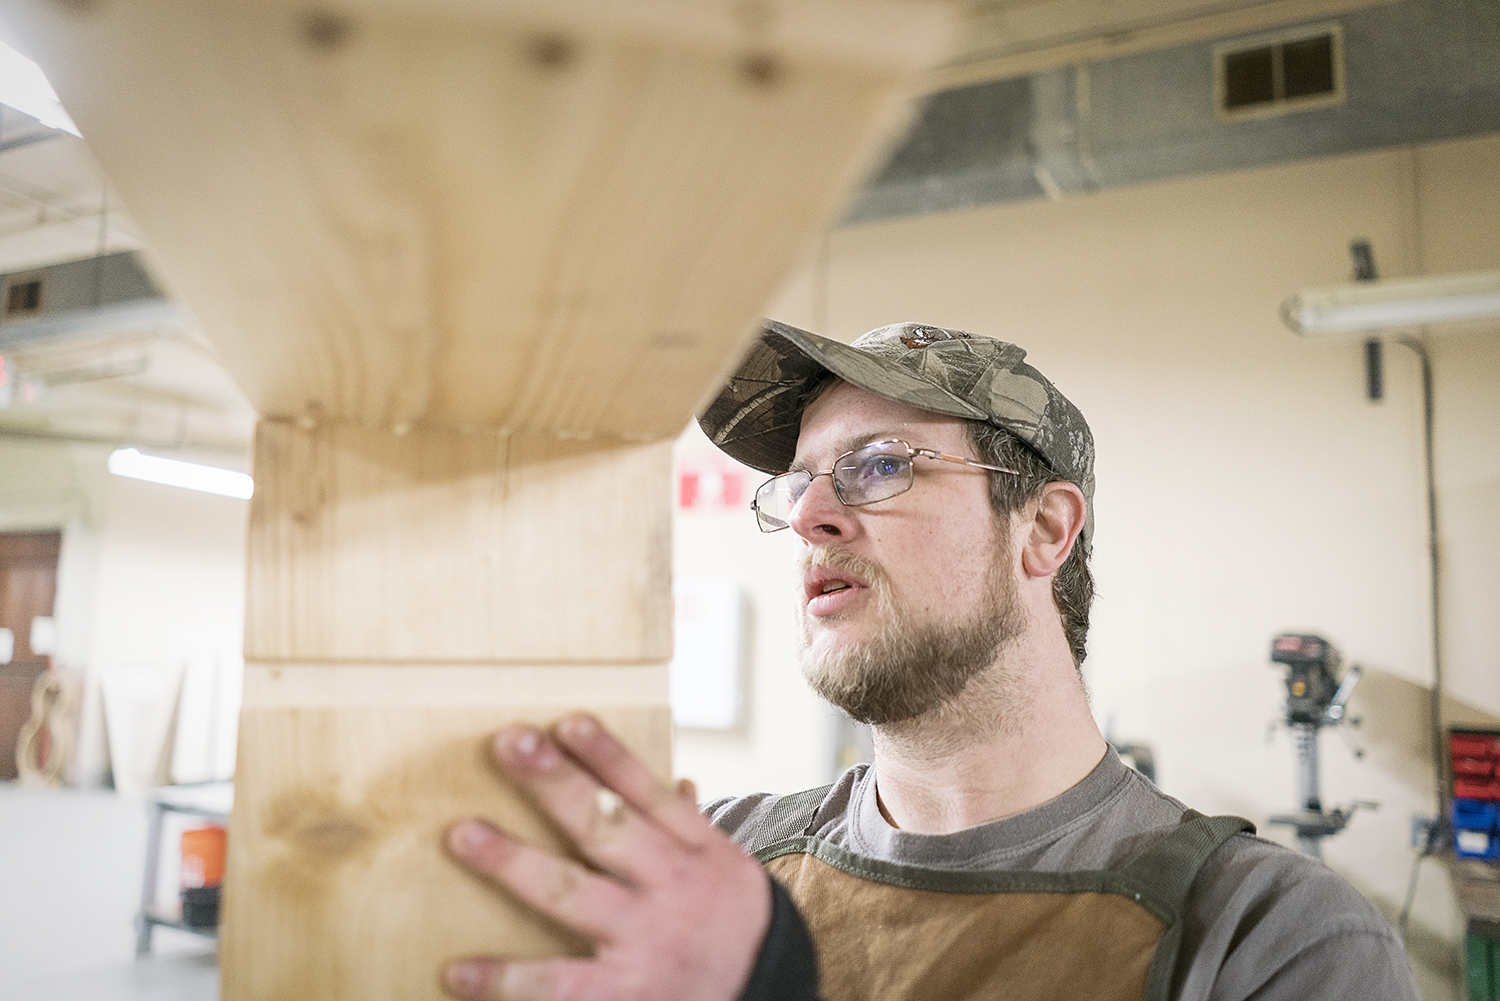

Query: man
<box><xmin>439</xmin><ymin>321</ymin><xmax>1419</xmax><ymax>1001</ymax></box>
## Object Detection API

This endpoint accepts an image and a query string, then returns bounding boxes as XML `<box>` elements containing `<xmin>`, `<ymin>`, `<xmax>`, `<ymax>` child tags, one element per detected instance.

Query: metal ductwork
<box><xmin>0</xmin><ymin>251</ymin><xmax>251</xmax><ymax>453</ymax></box>
<box><xmin>847</xmin><ymin>0</ymin><xmax>1500</xmax><ymax>223</ymax></box>
<box><xmin>0</xmin><ymin>250</ymin><xmax>186</xmax><ymax>347</ymax></box>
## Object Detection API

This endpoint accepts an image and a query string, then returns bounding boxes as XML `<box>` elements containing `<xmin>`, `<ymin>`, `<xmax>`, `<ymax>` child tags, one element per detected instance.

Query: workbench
<box><xmin>1449</xmin><ymin>856</ymin><xmax>1500</xmax><ymax>1000</ymax></box>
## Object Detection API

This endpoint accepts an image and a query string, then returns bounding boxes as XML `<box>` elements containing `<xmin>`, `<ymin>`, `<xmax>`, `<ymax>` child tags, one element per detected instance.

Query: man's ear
<box><xmin>1020</xmin><ymin>481</ymin><xmax>1087</xmax><ymax>579</ymax></box>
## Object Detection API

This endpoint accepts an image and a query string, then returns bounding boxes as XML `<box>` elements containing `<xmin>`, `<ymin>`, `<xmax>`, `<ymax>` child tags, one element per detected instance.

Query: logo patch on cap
<box><xmin>900</xmin><ymin>327</ymin><xmax>970</xmax><ymax>349</ymax></box>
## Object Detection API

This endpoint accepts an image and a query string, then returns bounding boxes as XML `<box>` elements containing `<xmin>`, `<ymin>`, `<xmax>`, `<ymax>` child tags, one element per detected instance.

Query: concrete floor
<box><xmin>0</xmin><ymin>786</ymin><xmax>219</xmax><ymax>1001</ymax></box>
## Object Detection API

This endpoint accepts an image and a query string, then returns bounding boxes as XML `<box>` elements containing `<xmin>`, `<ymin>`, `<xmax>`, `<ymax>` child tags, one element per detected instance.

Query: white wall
<box><xmin>671</xmin><ymin>425</ymin><xmax>840</xmax><ymax>803</ymax></box>
<box><xmin>78</xmin><ymin>457</ymin><xmax>248</xmax><ymax>789</ymax></box>
<box><xmin>671</xmin><ymin>133</ymin><xmax>1500</xmax><ymax>994</ymax></box>
<box><xmin>0</xmin><ymin>437</ymin><xmax>249</xmax><ymax>789</ymax></box>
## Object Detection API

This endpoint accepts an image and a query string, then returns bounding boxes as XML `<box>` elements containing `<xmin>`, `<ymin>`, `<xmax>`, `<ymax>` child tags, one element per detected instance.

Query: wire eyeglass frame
<box><xmin>751</xmin><ymin>438</ymin><xmax>1017</xmax><ymax>533</ymax></box>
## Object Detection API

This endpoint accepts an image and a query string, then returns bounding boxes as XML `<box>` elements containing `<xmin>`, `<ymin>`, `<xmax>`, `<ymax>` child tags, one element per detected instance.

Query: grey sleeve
<box><xmin>1175</xmin><ymin>836</ymin><xmax>1420</xmax><ymax>1001</ymax></box>
<box><xmin>1236</xmin><ymin>929</ymin><xmax>1422</xmax><ymax>1001</ymax></box>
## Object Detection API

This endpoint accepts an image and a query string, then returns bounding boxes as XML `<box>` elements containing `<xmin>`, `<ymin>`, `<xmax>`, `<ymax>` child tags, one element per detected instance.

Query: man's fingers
<box><xmin>444</xmin><ymin>957</ymin><xmax>602</xmax><ymax>1001</ymax></box>
<box><xmin>447</xmin><ymin>722</ymin><xmax>771</xmax><ymax>1001</ymax></box>
<box><xmin>552</xmin><ymin>714</ymin><xmax>714</xmax><ymax>849</ymax></box>
<box><xmin>444</xmin><ymin>959</ymin><xmax>504</xmax><ymax>1001</ymax></box>
<box><xmin>447</xmin><ymin>820</ymin><xmax>632</xmax><ymax>942</ymax></box>
<box><xmin>491</xmin><ymin>725</ymin><xmax>679</xmax><ymax>877</ymax></box>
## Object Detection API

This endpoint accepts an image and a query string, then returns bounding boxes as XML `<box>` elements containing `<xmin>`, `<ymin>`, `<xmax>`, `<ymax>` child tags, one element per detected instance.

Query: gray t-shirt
<box><xmin>707</xmin><ymin>750</ymin><xmax>1419</xmax><ymax>1001</ymax></box>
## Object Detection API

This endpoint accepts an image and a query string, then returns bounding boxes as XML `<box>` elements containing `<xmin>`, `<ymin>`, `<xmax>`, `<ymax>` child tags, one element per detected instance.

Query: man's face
<box><xmin>789</xmin><ymin>381</ymin><xmax>1025</xmax><ymax>725</ymax></box>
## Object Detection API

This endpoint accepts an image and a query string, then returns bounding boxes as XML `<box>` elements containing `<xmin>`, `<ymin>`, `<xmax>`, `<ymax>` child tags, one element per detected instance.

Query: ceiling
<box><xmin>0</xmin><ymin>113</ymin><xmax>252</xmax><ymax>456</ymax></box>
<box><xmin>0</xmin><ymin>0</ymin><xmax>1481</xmax><ymax>458</ymax></box>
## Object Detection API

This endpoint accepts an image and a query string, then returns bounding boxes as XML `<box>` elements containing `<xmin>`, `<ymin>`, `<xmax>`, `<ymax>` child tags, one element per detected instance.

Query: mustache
<box><xmin>796</xmin><ymin>546</ymin><xmax>887</xmax><ymax>587</ymax></box>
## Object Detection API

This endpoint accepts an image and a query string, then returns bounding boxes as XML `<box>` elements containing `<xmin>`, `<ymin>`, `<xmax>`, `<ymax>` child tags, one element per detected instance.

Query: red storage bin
<box><xmin>1448</xmin><ymin>730</ymin><xmax>1500</xmax><ymax>802</ymax></box>
<box><xmin>1451</xmin><ymin>732</ymin><xmax>1500</xmax><ymax>760</ymax></box>
<box><xmin>1455</xmin><ymin>758</ymin><xmax>1495</xmax><ymax>778</ymax></box>
<box><xmin>1454</xmin><ymin>778</ymin><xmax>1500</xmax><ymax>801</ymax></box>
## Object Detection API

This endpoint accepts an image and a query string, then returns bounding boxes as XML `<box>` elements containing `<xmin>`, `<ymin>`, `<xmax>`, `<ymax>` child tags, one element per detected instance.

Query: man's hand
<box><xmin>443</xmin><ymin>713</ymin><xmax>773</xmax><ymax>1001</ymax></box>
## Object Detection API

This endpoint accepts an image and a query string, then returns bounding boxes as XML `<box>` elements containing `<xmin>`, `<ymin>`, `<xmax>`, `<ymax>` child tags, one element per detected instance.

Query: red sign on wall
<box><xmin>678</xmin><ymin>457</ymin><xmax>745</xmax><ymax>512</ymax></box>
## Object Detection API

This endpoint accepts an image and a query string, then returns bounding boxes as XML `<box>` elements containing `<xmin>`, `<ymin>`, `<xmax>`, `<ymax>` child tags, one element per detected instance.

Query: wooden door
<box><xmin>0</xmin><ymin>531</ymin><xmax>60</xmax><ymax>781</ymax></box>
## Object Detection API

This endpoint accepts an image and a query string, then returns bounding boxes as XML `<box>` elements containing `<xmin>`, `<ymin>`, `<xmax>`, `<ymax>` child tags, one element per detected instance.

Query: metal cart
<box><xmin>135</xmin><ymin>782</ymin><xmax>233</xmax><ymax>956</ymax></box>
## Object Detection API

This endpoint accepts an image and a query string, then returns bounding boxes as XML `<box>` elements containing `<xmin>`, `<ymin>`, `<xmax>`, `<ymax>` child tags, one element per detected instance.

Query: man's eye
<box><xmin>869</xmin><ymin>457</ymin><xmax>902</xmax><ymax>477</ymax></box>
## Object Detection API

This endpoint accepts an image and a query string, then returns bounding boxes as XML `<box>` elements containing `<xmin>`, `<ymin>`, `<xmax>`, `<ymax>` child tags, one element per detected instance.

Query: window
<box><xmin>1216</xmin><ymin>26</ymin><xmax>1343</xmax><ymax>120</ymax></box>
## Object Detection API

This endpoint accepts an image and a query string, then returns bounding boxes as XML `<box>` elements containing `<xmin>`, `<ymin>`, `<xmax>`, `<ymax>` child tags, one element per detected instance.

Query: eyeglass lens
<box><xmin>753</xmin><ymin>440</ymin><xmax>915</xmax><ymax>532</ymax></box>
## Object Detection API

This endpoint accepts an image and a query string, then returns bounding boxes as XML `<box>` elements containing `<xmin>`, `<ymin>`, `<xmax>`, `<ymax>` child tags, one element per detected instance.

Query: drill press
<box><xmin>1266</xmin><ymin>633</ymin><xmax>1369</xmax><ymax>859</ymax></box>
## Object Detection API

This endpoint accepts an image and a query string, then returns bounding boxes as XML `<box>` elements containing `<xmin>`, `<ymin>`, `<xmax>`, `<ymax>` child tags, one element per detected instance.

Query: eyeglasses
<box><xmin>751</xmin><ymin>439</ymin><xmax>1017</xmax><ymax>533</ymax></box>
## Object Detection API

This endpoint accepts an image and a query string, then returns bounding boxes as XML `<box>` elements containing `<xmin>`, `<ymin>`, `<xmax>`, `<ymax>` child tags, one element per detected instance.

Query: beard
<box><xmin>796</xmin><ymin>543</ymin><xmax>1024</xmax><ymax>727</ymax></box>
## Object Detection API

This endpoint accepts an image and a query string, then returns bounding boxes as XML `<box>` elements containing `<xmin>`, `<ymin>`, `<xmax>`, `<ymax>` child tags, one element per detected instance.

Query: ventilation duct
<box><xmin>0</xmin><ymin>250</ymin><xmax>186</xmax><ymax>347</ymax></box>
<box><xmin>848</xmin><ymin>0</ymin><xmax>1500</xmax><ymax>223</ymax></box>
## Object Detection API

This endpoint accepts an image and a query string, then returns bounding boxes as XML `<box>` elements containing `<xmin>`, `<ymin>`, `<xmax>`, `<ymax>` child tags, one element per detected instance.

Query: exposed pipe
<box><xmin>0</xmin><ymin>422</ymin><xmax>249</xmax><ymax>456</ymax></box>
<box><xmin>1393</xmin><ymin>334</ymin><xmax>1447</xmax><ymax>824</ymax></box>
<box><xmin>1343</xmin><ymin>242</ymin><xmax>1446</xmax><ymax>825</ymax></box>
<box><xmin>0</xmin><ymin>130</ymin><xmax>64</xmax><ymax>155</ymax></box>
<box><xmin>1394</xmin><ymin>333</ymin><xmax>1448</xmax><ymax>949</ymax></box>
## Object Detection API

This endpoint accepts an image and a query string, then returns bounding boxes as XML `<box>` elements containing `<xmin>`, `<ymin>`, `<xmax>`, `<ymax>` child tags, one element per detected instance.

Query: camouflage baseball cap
<box><xmin>698</xmin><ymin>319</ymin><xmax>1095</xmax><ymax>543</ymax></box>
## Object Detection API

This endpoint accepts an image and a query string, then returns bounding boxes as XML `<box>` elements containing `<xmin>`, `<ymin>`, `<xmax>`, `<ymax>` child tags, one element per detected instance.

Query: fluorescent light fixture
<box><xmin>1282</xmin><ymin>270</ymin><xmax>1500</xmax><ymax>337</ymax></box>
<box><xmin>108</xmin><ymin>448</ymin><xmax>254</xmax><ymax>499</ymax></box>
<box><xmin>0</xmin><ymin>39</ymin><xmax>80</xmax><ymax>136</ymax></box>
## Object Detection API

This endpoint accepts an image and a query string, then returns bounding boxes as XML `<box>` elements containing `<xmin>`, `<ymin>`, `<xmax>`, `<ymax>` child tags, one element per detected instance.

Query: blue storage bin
<box><xmin>1456</xmin><ymin>798</ymin><xmax>1500</xmax><ymax>829</ymax></box>
<box><xmin>1454</xmin><ymin>798</ymin><xmax>1500</xmax><ymax>860</ymax></box>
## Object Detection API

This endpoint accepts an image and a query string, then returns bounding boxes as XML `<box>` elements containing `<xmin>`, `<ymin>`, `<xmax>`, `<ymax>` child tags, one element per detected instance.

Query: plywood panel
<box><xmin>224</xmin><ymin>692</ymin><xmax>670</xmax><ymax>1001</ymax></box>
<box><xmin>7</xmin><ymin>0</ymin><xmax>954</xmax><ymax>438</ymax></box>
<box><xmin>246</xmin><ymin>420</ymin><xmax>673</xmax><ymax>662</ymax></box>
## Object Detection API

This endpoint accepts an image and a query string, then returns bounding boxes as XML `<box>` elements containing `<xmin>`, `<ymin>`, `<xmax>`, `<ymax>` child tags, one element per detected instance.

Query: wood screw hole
<box><xmin>739</xmin><ymin>53</ymin><xmax>782</xmax><ymax>88</ymax></box>
<box><xmin>301</xmin><ymin>11</ymin><xmax>354</xmax><ymax>51</ymax></box>
<box><xmin>528</xmin><ymin>35</ymin><xmax>576</xmax><ymax>71</ymax></box>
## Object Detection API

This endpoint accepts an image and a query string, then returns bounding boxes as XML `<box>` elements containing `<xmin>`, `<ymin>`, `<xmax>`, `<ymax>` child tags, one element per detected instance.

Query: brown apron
<box><xmin>748</xmin><ymin>787</ymin><xmax>1253</xmax><ymax>1001</ymax></box>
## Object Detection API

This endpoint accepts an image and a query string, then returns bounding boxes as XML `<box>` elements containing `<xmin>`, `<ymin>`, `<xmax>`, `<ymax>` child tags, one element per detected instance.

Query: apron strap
<box><xmin>1119</xmin><ymin>810</ymin><xmax>1256</xmax><ymax>913</ymax></box>
<box><xmin>1129</xmin><ymin>810</ymin><xmax>1256</xmax><ymax>1001</ymax></box>
<box><xmin>749</xmin><ymin>784</ymin><xmax>834</xmax><ymax>857</ymax></box>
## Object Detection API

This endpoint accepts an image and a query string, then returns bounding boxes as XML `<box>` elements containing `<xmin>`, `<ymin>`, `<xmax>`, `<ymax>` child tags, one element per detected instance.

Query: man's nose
<box><xmin>788</xmin><ymin>472</ymin><xmax>857</xmax><ymax>542</ymax></box>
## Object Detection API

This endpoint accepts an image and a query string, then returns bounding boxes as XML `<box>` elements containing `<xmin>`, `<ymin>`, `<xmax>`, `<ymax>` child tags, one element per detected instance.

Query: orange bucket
<box><xmin>181</xmin><ymin>826</ymin><xmax>227</xmax><ymax>889</ymax></box>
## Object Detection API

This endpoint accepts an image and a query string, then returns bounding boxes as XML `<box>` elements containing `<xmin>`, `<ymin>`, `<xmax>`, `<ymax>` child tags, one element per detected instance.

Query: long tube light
<box><xmin>0</xmin><ymin>39</ymin><xmax>80</xmax><ymax>136</ymax></box>
<box><xmin>1281</xmin><ymin>270</ymin><xmax>1500</xmax><ymax>337</ymax></box>
<box><xmin>107</xmin><ymin>448</ymin><xmax>253</xmax><ymax>499</ymax></box>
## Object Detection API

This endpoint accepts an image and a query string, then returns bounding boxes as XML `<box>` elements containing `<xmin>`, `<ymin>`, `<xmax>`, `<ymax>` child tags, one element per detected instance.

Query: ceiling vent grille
<box><xmin>4</xmin><ymin>276</ymin><xmax>43</xmax><ymax>318</ymax></box>
<box><xmin>1215</xmin><ymin>25</ymin><xmax>1344</xmax><ymax>121</ymax></box>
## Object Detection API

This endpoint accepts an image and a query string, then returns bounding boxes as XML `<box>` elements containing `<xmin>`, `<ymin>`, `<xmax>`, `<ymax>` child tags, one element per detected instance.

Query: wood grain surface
<box><xmin>246</xmin><ymin>421</ymin><xmax>673</xmax><ymax>663</ymax></box>
<box><xmin>223</xmin><ymin>699</ymin><xmax>670</xmax><ymax>1001</ymax></box>
<box><xmin>232</xmin><ymin>422</ymin><xmax>675</xmax><ymax>995</ymax></box>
